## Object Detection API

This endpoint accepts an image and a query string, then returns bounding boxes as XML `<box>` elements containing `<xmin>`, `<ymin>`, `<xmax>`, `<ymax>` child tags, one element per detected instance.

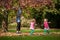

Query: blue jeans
<box><xmin>17</xmin><ymin>22</ymin><xmax>21</xmax><ymax>31</ymax></box>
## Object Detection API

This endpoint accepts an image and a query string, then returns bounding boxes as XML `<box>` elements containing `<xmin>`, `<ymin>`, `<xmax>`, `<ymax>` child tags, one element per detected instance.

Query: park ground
<box><xmin>0</xmin><ymin>27</ymin><xmax>60</xmax><ymax>40</ymax></box>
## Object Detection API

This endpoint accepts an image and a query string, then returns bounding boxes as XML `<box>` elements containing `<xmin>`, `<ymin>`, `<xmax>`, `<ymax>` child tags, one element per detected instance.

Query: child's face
<box><xmin>32</xmin><ymin>19</ymin><xmax>35</xmax><ymax>22</ymax></box>
<box><xmin>32</xmin><ymin>20</ymin><xmax>34</xmax><ymax>22</ymax></box>
<box><xmin>44</xmin><ymin>19</ymin><xmax>47</xmax><ymax>21</ymax></box>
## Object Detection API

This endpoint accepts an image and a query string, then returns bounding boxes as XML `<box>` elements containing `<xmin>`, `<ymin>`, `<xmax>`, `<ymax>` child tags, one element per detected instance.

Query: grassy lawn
<box><xmin>0</xmin><ymin>28</ymin><xmax>60</xmax><ymax>40</ymax></box>
<box><xmin>8</xmin><ymin>29</ymin><xmax>60</xmax><ymax>33</ymax></box>
<box><xmin>0</xmin><ymin>25</ymin><xmax>60</xmax><ymax>40</ymax></box>
<box><xmin>0</xmin><ymin>34</ymin><xmax>60</xmax><ymax>40</ymax></box>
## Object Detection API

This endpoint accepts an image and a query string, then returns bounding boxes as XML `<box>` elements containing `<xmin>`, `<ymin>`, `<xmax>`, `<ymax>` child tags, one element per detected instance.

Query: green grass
<box><xmin>0</xmin><ymin>34</ymin><xmax>60</xmax><ymax>40</ymax></box>
<box><xmin>8</xmin><ymin>29</ymin><xmax>60</xmax><ymax>33</ymax></box>
<box><xmin>0</xmin><ymin>28</ymin><xmax>60</xmax><ymax>40</ymax></box>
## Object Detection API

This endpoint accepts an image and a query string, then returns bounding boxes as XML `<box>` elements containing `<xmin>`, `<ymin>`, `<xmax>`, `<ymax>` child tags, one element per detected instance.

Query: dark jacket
<box><xmin>16</xmin><ymin>8</ymin><xmax>21</xmax><ymax>22</ymax></box>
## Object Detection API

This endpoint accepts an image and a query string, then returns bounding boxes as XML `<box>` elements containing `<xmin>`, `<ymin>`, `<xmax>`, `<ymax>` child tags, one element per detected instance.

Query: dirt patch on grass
<box><xmin>0</xmin><ymin>31</ymin><xmax>60</xmax><ymax>36</ymax></box>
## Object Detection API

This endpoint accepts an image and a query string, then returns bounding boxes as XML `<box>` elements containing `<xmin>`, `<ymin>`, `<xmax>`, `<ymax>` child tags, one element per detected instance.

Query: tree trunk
<box><xmin>2</xmin><ymin>10</ymin><xmax>8</xmax><ymax>32</ymax></box>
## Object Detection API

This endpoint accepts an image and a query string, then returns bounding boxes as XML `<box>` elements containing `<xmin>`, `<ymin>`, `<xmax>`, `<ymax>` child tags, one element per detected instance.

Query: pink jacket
<box><xmin>44</xmin><ymin>21</ymin><xmax>49</xmax><ymax>28</ymax></box>
<box><xmin>30</xmin><ymin>22</ymin><xmax>35</xmax><ymax>30</ymax></box>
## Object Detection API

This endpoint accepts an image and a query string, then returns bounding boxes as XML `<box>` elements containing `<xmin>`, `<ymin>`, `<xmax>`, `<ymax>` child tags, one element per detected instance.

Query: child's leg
<box><xmin>47</xmin><ymin>27</ymin><xmax>50</xmax><ymax>34</ymax></box>
<box><xmin>44</xmin><ymin>29</ymin><xmax>47</xmax><ymax>34</ymax></box>
<box><xmin>30</xmin><ymin>29</ymin><xmax>34</xmax><ymax>35</ymax></box>
<box><xmin>47</xmin><ymin>30</ymin><xmax>50</xmax><ymax>34</ymax></box>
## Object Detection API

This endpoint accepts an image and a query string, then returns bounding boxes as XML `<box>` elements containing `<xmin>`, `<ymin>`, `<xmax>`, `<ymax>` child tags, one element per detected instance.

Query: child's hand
<box><xmin>49</xmin><ymin>22</ymin><xmax>51</xmax><ymax>23</ymax></box>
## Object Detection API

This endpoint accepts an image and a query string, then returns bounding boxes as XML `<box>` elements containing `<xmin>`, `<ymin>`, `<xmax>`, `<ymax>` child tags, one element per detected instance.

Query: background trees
<box><xmin>0</xmin><ymin>0</ymin><xmax>60</xmax><ymax>29</ymax></box>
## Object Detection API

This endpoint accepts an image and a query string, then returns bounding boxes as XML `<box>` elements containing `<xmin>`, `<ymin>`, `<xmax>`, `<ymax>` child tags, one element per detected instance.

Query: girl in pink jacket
<box><xmin>44</xmin><ymin>19</ymin><xmax>50</xmax><ymax>34</ymax></box>
<box><xmin>30</xmin><ymin>19</ymin><xmax>35</xmax><ymax>35</ymax></box>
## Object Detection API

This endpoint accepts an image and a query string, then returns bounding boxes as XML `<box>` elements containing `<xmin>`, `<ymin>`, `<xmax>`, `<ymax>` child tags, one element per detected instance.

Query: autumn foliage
<box><xmin>0</xmin><ymin>0</ymin><xmax>53</xmax><ymax>9</ymax></box>
<box><xmin>19</xmin><ymin>0</ymin><xmax>53</xmax><ymax>8</ymax></box>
